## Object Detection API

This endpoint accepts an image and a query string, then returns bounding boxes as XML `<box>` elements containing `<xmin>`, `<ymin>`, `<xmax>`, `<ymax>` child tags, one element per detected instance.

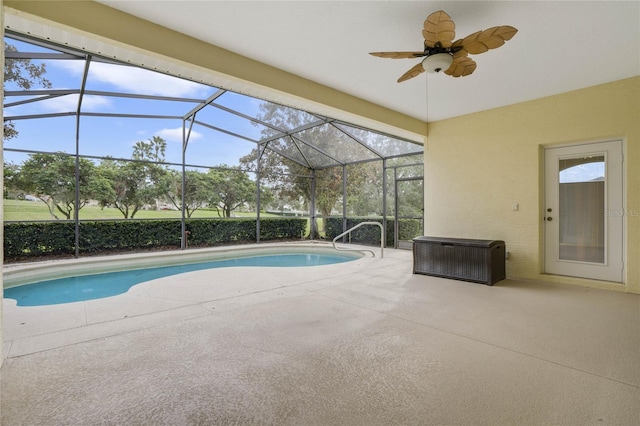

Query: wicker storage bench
<box><xmin>412</xmin><ymin>237</ymin><xmax>506</xmax><ymax>285</ymax></box>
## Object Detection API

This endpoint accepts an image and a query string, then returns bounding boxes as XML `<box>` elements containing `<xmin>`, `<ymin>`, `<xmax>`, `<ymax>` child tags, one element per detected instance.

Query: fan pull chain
<box><xmin>425</xmin><ymin>73</ymin><xmax>429</xmax><ymax>144</ymax></box>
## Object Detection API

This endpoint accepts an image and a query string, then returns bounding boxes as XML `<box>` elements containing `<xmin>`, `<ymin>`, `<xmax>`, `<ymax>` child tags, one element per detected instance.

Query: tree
<box><xmin>3</xmin><ymin>161</ymin><xmax>23</xmax><ymax>199</ymax></box>
<box><xmin>19</xmin><ymin>153</ymin><xmax>97</xmax><ymax>219</ymax></box>
<box><xmin>96</xmin><ymin>137</ymin><xmax>169</xmax><ymax>218</ymax></box>
<box><xmin>346</xmin><ymin>162</ymin><xmax>383</xmax><ymax>216</ymax></box>
<box><xmin>132</xmin><ymin>136</ymin><xmax>166</xmax><ymax>161</ymax></box>
<box><xmin>248</xmin><ymin>181</ymin><xmax>275</xmax><ymax>213</ymax></box>
<box><xmin>240</xmin><ymin>103</ymin><xmax>368</xmax><ymax>237</ymax></box>
<box><xmin>4</xmin><ymin>43</ymin><xmax>52</xmax><ymax>140</ymax></box>
<box><xmin>162</xmin><ymin>169</ymin><xmax>213</xmax><ymax>218</ymax></box>
<box><xmin>207</xmin><ymin>166</ymin><xmax>255</xmax><ymax>218</ymax></box>
<box><xmin>88</xmin><ymin>160</ymin><xmax>118</xmax><ymax>210</ymax></box>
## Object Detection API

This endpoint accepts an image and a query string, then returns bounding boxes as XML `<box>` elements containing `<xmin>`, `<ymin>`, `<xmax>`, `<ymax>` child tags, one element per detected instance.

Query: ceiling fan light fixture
<box><xmin>422</xmin><ymin>53</ymin><xmax>453</xmax><ymax>73</ymax></box>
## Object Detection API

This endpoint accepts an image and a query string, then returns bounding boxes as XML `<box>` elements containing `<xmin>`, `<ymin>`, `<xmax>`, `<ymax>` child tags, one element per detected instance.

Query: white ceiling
<box><xmin>86</xmin><ymin>1</ymin><xmax>640</xmax><ymax>122</ymax></box>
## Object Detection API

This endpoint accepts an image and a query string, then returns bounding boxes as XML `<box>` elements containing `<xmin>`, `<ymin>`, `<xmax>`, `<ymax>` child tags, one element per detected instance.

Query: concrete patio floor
<box><xmin>1</xmin><ymin>244</ymin><xmax>639</xmax><ymax>425</ymax></box>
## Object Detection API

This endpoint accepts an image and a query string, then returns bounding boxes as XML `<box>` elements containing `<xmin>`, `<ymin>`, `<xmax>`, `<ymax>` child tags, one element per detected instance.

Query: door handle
<box><xmin>546</xmin><ymin>217</ymin><xmax>553</xmax><ymax>221</ymax></box>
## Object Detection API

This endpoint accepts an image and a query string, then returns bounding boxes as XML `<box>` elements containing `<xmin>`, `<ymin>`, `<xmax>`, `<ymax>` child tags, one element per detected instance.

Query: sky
<box><xmin>559</xmin><ymin>157</ymin><xmax>606</xmax><ymax>184</ymax></box>
<box><xmin>4</xmin><ymin>37</ymin><xmax>267</xmax><ymax>170</ymax></box>
<box><xmin>5</xmin><ymin>35</ymin><xmax>429</xmax><ymax>174</ymax></box>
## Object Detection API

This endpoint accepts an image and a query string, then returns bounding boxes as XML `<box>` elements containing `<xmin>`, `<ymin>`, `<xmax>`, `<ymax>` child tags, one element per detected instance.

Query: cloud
<box><xmin>560</xmin><ymin>162</ymin><xmax>605</xmax><ymax>183</ymax></box>
<box><xmin>53</xmin><ymin>61</ymin><xmax>207</xmax><ymax>98</ymax></box>
<box><xmin>39</xmin><ymin>93</ymin><xmax>112</xmax><ymax>112</ymax></box>
<box><xmin>155</xmin><ymin>127</ymin><xmax>202</xmax><ymax>143</ymax></box>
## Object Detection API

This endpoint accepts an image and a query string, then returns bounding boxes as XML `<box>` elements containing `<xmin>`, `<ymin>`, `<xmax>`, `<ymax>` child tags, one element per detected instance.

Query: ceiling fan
<box><xmin>370</xmin><ymin>10</ymin><xmax>517</xmax><ymax>82</ymax></box>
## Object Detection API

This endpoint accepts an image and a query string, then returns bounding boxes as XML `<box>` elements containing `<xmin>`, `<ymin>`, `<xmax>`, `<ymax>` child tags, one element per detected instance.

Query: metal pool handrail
<box><xmin>332</xmin><ymin>221</ymin><xmax>383</xmax><ymax>258</ymax></box>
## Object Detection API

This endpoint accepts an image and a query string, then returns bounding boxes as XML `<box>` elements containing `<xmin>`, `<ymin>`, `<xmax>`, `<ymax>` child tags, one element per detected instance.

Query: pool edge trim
<box><xmin>3</xmin><ymin>242</ymin><xmax>365</xmax><ymax>288</ymax></box>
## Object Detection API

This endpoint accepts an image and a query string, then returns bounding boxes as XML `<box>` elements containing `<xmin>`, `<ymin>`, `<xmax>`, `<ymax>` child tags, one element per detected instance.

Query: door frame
<box><xmin>543</xmin><ymin>139</ymin><xmax>625</xmax><ymax>282</ymax></box>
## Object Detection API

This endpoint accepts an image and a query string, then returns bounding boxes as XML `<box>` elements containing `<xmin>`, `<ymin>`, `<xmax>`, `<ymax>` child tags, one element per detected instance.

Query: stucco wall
<box><xmin>424</xmin><ymin>77</ymin><xmax>640</xmax><ymax>293</ymax></box>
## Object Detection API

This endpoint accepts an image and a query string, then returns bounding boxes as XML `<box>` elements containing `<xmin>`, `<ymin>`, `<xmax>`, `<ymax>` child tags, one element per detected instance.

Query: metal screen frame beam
<box><xmin>3</xmin><ymin>31</ymin><xmax>425</xmax><ymax>257</ymax></box>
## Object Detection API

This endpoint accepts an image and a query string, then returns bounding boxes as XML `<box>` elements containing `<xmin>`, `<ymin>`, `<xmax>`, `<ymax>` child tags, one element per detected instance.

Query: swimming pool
<box><xmin>4</xmin><ymin>250</ymin><xmax>360</xmax><ymax>307</ymax></box>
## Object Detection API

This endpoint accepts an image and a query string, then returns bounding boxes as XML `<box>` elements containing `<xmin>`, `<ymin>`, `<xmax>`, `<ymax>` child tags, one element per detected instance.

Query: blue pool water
<box><xmin>5</xmin><ymin>253</ymin><xmax>357</xmax><ymax>307</ymax></box>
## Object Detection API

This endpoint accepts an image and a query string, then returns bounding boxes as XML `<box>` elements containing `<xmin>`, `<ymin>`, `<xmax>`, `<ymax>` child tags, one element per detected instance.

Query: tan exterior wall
<box><xmin>424</xmin><ymin>77</ymin><xmax>640</xmax><ymax>293</ymax></box>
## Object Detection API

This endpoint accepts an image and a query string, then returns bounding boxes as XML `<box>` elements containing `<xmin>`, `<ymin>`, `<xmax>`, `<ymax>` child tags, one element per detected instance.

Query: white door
<box><xmin>544</xmin><ymin>140</ymin><xmax>623</xmax><ymax>282</ymax></box>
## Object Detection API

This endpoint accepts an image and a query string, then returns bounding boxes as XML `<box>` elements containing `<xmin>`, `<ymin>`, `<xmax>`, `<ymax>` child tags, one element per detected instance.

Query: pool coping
<box><xmin>3</xmin><ymin>242</ymin><xmax>403</xmax><ymax>359</ymax></box>
<box><xmin>3</xmin><ymin>241</ymin><xmax>366</xmax><ymax>288</ymax></box>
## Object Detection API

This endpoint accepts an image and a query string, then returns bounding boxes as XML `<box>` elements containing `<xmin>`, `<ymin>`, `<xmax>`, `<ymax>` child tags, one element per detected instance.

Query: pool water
<box><xmin>5</xmin><ymin>253</ymin><xmax>357</xmax><ymax>306</ymax></box>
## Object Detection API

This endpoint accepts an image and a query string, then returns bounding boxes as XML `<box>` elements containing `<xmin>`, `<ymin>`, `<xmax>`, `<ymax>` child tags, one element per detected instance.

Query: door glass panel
<box><xmin>558</xmin><ymin>155</ymin><xmax>605</xmax><ymax>263</ymax></box>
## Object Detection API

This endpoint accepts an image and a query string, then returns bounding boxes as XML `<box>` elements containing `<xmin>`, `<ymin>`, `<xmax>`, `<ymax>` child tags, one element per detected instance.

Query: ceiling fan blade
<box><xmin>452</xmin><ymin>48</ymin><xmax>468</xmax><ymax>59</ymax></box>
<box><xmin>444</xmin><ymin>56</ymin><xmax>477</xmax><ymax>77</ymax></box>
<box><xmin>369</xmin><ymin>51</ymin><xmax>425</xmax><ymax>59</ymax></box>
<box><xmin>422</xmin><ymin>10</ymin><xmax>456</xmax><ymax>48</ymax></box>
<box><xmin>397</xmin><ymin>62</ymin><xmax>425</xmax><ymax>83</ymax></box>
<box><xmin>459</xmin><ymin>25</ymin><xmax>518</xmax><ymax>55</ymax></box>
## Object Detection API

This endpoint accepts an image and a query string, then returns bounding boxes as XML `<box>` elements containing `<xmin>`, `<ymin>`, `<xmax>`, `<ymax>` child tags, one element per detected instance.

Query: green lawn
<box><xmin>3</xmin><ymin>199</ymin><xmax>325</xmax><ymax>237</ymax></box>
<box><xmin>3</xmin><ymin>199</ymin><xmax>272</xmax><ymax>221</ymax></box>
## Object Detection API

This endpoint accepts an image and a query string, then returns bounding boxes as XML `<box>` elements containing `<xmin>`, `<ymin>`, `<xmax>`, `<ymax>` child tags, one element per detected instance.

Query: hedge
<box><xmin>4</xmin><ymin>218</ymin><xmax>307</xmax><ymax>262</ymax></box>
<box><xmin>324</xmin><ymin>217</ymin><xmax>422</xmax><ymax>246</ymax></box>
